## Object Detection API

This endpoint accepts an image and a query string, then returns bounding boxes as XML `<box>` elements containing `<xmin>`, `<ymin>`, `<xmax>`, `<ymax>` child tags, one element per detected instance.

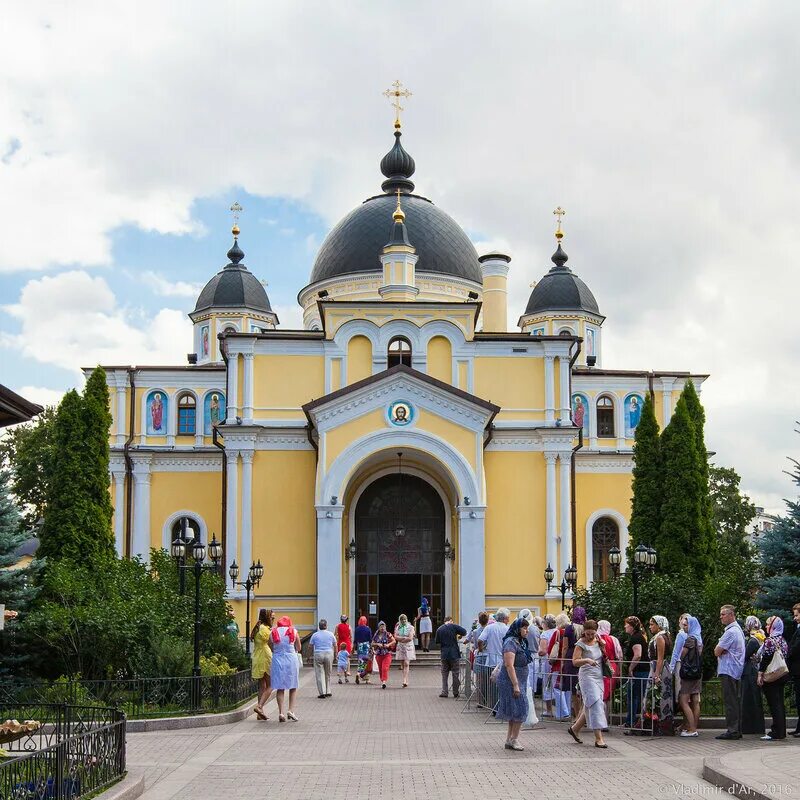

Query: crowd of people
<box><xmin>248</xmin><ymin>600</ymin><xmax>800</xmax><ymax>752</ymax></box>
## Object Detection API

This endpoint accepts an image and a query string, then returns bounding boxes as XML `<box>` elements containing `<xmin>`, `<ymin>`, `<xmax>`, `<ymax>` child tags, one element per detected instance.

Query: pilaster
<box><xmin>457</xmin><ymin>505</ymin><xmax>486</xmax><ymax>629</ymax></box>
<box><xmin>131</xmin><ymin>459</ymin><xmax>151</xmax><ymax>559</ymax></box>
<box><xmin>316</xmin><ymin>505</ymin><xmax>345</xmax><ymax>625</ymax></box>
<box><xmin>545</xmin><ymin>355</ymin><xmax>555</xmax><ymax>424</ymax></box>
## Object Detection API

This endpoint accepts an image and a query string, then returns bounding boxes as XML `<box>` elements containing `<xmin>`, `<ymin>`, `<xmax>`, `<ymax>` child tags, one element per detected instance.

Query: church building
<box><xmin>99</xmin><ymin>98</ymin><xmax>706</xmax><ymax>632</ymax></box>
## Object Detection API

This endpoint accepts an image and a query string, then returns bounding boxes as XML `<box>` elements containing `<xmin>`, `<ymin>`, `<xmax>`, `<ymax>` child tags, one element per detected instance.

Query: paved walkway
<box><xmin>125</xmin><ymin>668</ymin><xmax>799</xmax><ymax>800</ymax></box>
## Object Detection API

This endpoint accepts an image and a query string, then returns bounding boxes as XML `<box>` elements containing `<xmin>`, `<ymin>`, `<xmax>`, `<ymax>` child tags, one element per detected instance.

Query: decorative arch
<box><xmin>584</xmin><ymin>508</ymin><xmax>629</xmax><ymax>584</ymax></box>
<box><xmin>143</xmin><ymin>388</ymin><xmax>169</xmax><ymax>437</ymax></box>
<box><xmin>417</xmin><ymin>319</ymin><xmax>466</xmax><ymax>351</ymax></box>
<box><xmin>200</xmin><ymin>389</ymin><xmax>226</xmax><ymax>434</ymax></box>
<box><xmin>321</xmin><ymin>429</ymin><xmax>481</xmax><ymax>508</ymax></box>
<box><xmin>176</xmin><ymin>391</ymin><xmax>198</xmax><ymax>436</ymax></box>
<box><xmin>596</xmin><ymin>394</ymin><xmax>616</xmax><ymax>438</ymax></box>
<box><xmin>332</xmin><ymin>318</ymin><xmax>382</xmax><ymax>351</ymax></box>
<box><xmin>162</xmin><ymin>509</ymin><xmax>209</xmax><ymax>551</ymax></box>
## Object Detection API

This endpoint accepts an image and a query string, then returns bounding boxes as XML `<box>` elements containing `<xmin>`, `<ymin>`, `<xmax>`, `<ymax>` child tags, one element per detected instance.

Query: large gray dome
<box><xmin>194</xmin><ymin>240</ymin><xmax>272</xmax><ymax>314</ymax></box>
<box><xmin>524</xmin><ymin>243</ymin><xmax>600</xmax><ymax>316</ymax></box>
<box><xmin>309</xmin><ymin>193</ymin><xmax>482</xmax><ymax>284</ymax></box>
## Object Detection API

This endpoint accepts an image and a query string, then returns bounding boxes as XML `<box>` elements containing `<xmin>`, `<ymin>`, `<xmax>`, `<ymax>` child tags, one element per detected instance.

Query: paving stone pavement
<box><xmin>124</xmin><ymin>667</ymin><xmax>799</xmax><ymax>800</ymax></box>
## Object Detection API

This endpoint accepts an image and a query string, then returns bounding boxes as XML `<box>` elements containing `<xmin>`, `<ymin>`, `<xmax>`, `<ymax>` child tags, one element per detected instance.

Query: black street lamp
<box><xmin>171</xmin><ymin>525</ymin><xmax>222</xmax><ymax>706</ymax></box>
<box><xmin>608</xmin><ymin>543</ymin><xmax>657</xmax><ymax>616</ymax></box>
<box><xmin>544</xmin><ymin>563</ymin><xmax>578</xmax><ymax>610</ymax></box>
<box><xmin>229</xmin><ymin>558</ymin><xmax>264</xmax><ymax>656</ymax></box>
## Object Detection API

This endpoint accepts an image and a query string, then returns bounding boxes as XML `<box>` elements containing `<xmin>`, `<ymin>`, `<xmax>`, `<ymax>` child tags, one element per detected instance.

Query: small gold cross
<box><xmin>383</xmin><ymin>80</ymin><xmax>412</xmax><ymax>129</ymax></box>
<box><xmin>230</xmin><ymin>202</ymin><xmax>243</xmax><ymax>236</ymax></box>
<box><xmin>553</xmin><ymin>206</ymin><xmax>566</xmax><ymax>240</ymax></box>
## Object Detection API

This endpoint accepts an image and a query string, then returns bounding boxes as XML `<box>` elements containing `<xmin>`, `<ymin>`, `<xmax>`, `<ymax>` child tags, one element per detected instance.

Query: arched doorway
<box><xmin>355</xmin><ymin>473</ymin><xmax>445</xmax><ymax>630</ymax></box>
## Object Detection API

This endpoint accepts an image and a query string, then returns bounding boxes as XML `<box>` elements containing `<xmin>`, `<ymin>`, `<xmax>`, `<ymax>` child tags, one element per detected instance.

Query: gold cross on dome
<box><xmin>230</xmin><ymin>202</ymin><xmax>243</xmax><ymax>236</ymax></box>
<box><xmin>383</xmin><ymin>80</ymin><xmax>412</xmax><ymax>129</ymax></box>
<box><xmin>553</xmin><ymin>206</ymin><xmax>566</xmax><ymax>239</ymax></box>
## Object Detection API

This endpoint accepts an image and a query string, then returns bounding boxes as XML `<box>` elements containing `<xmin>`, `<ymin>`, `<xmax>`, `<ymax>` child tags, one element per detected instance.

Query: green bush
<box><xmin>199</xmin><ymin>654</ymin><xmax>236</xmax><ymax>677</ymax></box>
<box><xmin>140</xmin><ymin>636</ymin><xmax>194</xmax><ymax>678</ymax></box>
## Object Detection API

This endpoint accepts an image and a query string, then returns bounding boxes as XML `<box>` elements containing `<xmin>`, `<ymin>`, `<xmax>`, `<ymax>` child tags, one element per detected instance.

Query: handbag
<box><xmin>763</xmin><ymin>648</ymin><xmax>789</xmax><ymax>683</ymax></box>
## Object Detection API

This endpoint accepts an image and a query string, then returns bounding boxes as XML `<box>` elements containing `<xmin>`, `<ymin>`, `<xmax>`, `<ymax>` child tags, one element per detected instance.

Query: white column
<box><xmin>240</xmin><ymin>450</ymin><xmax>254</xmax><ymax>576</ymax></box>
<box><xmin>166</xmin><ymin>393</ymin><xmax>176</xmax><ymax>448</ymax></box>
<box><xmin>559</xmin><ymin>356</ymin><xmax>571</xmax><ymax>424</ymax></box>
<box><xmin>544</xmin><ymin>452</ymin><xmax>559</xmax><ymax>596</ymax></box>
<box><xmin>616</xmin><ymin>396</ymin><xmax>626</xmax><ymax>450</ymax></box>
<box><xmin>558</xmin><ymin>453</ymin><xmax>572</xmax><ymax>577</ymax></box>
<box><xmin>243</xmin><ymin>353</ymin><xmax>254</xmax><ymax>422</ymax></box>
<box><xmin>317</xmin><ymin>505</ymin><xmax>344</xmax><ymax>625</ymax></box>
<box><xmin>112</xmin><ymin>470</ymin><xmax>125</xmax><ymax>556</ymax></box>
<box><xmin>115</xmin><ymin>377</ymin><xmax>128</xmax><ymax>447</ymax></box>
<box><xmin>226</xmin><ymin>450</ymin><xmax>239</xmax><ymax>569</ymax></box>
<box><xmin>457</xmin><ymin>505</ymin><xmax>486</xmax><ymax>629</ymax></box>
<box><xmin>226</xmin><ymin>354</ymin><xmax>239</xmax><ymax>424</ymax></box>
<box><xmin>661</xmin><ymin>378</ymin><xmax>676</xmax><ymax>426</ymax></box>
<box><xmin>131</xmin><ymin>461</ymin><xmax>151</xmax><ymax>560</ymax></box>
<box><xmin>544</xmin><ymin>355</ymin><xmax>555</xmax><ymax>424</ymax></box>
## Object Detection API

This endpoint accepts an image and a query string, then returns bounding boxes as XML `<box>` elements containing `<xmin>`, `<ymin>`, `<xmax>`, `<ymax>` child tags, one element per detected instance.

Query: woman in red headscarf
<box><xmin>270</xmin><ymin>615</ymin><xmax>301</xmax><ymax>722</ymax></box>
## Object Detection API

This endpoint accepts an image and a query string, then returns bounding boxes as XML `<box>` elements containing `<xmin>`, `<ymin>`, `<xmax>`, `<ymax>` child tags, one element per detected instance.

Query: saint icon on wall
<box><xmin>146</xmin><ymin>391</ymin><xmax>167</xmax><ymax>435</ymax></box>
<box><xmin>201</xmin><ymin>325</ymin><xmax>210</xmax><ymax>358</ymax></box>
<box><xmin>572</xmin><ymin>393</ymin><xmax>590</xmax><ymax>435</ymax></box>
<box><xmin>204</xmin><ymin>391</ymin><xmax>225</xmax><ymax>433</ymax></box>
<box><xmin>625</xmin><ymin>394</ymin><xmax>644</xmax><ymax>437</ymax></box>
<box><xmin>387</xmin><ymin>400</ymin><xmax>414</xmax><ymax>427</ymax></box>
<box><xmin>586</xmin><ymin>328</ymin><xmax>596</xmax><ymax>357</ymax></box>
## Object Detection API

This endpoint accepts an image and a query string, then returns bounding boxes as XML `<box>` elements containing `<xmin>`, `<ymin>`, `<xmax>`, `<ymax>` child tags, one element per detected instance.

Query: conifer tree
<box><xmin>0</xmin><ymin>468</ymin><xmax>38</xmax><ymax>613</ymax></box>
<box><xmin>681</xmin><ymin>380</ymin><xmax>716</xmax><ymax>568</ymax></box>
<box><xmin>628</xmin><ymin>393</ymin><xmax>661</xmax><ymax>556</ymax></box>
<box><xmin>659</xmin><ymin>396</ymin><xmax>706</xmax><ymax>575</ymax></box>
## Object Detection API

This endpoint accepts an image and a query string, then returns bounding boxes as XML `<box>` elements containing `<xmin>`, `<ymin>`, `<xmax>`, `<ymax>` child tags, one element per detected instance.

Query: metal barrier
<box><xmin>0</xmin><ymin>670</ymin><xmax>258</xmax><ymax>720</ymax></box>
<box><xmin>0</xmin><ymin>703</ymin><xmax>126</xmax><ymax>799</ymax></box>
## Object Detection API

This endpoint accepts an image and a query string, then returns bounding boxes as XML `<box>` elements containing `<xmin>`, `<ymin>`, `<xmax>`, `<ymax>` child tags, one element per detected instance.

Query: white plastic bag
<box><xmin>524</xmin><ymin>682</ymin><xmax>539</xmax><ymax>727</ymax></box>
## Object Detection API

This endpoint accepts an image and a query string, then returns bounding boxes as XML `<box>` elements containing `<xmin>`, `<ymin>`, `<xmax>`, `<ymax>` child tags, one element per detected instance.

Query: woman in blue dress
<box><xmin>495</xmin><ymin>617</ymin><xmax>532</xmax><ymax>751</ymax></box>
<box><xmin>271</xmin><ymin>615</ymin><xmax>301</xmax><ymax>723</ymax></box>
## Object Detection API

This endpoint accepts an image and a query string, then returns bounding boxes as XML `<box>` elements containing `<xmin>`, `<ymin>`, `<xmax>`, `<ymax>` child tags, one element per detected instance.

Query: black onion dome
<box><xmin>524</xmin><ymin>244</ymin><xmax>600</xmax><ymax>315</ymax></box>
<box><xmin>310</xmin><ymin>193</ymin><xmax>481</xmax><ymax>284</ymax></box>
<box><xmin>194</xmin><ymin>239</ymin><xmax>273</xmax><ymax>314</ymax></box>
<box><xmin>380</xmin><ymin>131</ymin><xmax>416</xmax><ymax>193</ymax></box>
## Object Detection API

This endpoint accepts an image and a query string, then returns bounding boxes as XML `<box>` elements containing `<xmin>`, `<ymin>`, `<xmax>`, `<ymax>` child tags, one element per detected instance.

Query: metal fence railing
<box><xmin>0</xmin><ymin>703</ymin><xmax>126</xmax><ymax>799</ymax></box>
<box><xmin>460</xmin><ymin>653</ymin><xmax>797</xmax><ymax>733</ymax></box>
<box><xmin>0</xmin><ymin>670</ymin><xmax>258</xmax><ymax>720</ymax></box>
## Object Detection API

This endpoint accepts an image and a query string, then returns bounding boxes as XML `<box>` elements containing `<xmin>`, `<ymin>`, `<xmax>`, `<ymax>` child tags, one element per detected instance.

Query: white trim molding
<box><xmin>161</xmin><ymin>509</ymin><xmax>209</xmax><ymax>551</ymax></box>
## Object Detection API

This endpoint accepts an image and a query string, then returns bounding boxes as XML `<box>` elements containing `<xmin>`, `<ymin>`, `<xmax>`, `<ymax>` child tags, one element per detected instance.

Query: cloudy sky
<box><xmin>1</xmin><ymin>2</ymin><xmax>797</xmax><ymax>513</ymax></box>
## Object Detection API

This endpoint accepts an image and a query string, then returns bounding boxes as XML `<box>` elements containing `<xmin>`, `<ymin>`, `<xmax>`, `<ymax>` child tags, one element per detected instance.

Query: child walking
<box><xmin>337</xmin><ymin>642</ymin><xmax>351</xmax><ymax>684</ymax></box>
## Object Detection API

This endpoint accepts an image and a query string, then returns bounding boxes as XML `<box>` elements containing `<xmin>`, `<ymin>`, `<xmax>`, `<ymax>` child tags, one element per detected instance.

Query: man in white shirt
<box><xmin>478</xmin><ymin>608</ymin><xmax>510</xmax><ymax>667</ymax></box>
<box><xmin>309</xmin><ymin>619</ymin><xmax>337</xmax><ymax>698</ymax></box>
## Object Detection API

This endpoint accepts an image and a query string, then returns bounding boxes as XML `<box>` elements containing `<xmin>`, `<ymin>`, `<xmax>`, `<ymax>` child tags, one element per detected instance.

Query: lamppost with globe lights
<box><xmin>608</xmin><ymin>543</ymin><xmax>657</xmax><ymax>616</ymax></box>
<box><xmin>228</xmin><ymin>559</ymin><xmax>264</xmax><ymax>656</ymax></box>
<box><xmin>170</xmin><ymin>522</ymin><xmax>223</xmax><ymax>706</ymax></box>
<box><xmin>544</xmin><ymin>563</ymin><xmax>578</xmax><ymax>610</ymax></box>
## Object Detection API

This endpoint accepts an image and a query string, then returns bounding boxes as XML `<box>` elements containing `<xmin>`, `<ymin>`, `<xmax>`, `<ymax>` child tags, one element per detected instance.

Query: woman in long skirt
<box><xmin>270</xmin><ymin>615</ymin><xmax>301</xmax><ymax>723</ymax></box>
<box><xmin>354</xmin><ymin>616</ymin><xmax>373</xmax><ymax>684</ymax></box>
<box><xmin>568</xmin><ymin>620</ymin><xmax>608</xmax><ymax>748</ymax></box>
<box><xmin>648</xmin><ymin>615</ymin><xmax>674</xmax><ymax>735</ymax></box>
<box><xmin>741</xmin><ymin>616</ymin><xmax>766</xmax><ymax>735</ymax></box>
<box><xmin>495</xmin><ymin>617</ymin><xmax>532</xmax><ymax>751</ymax></box>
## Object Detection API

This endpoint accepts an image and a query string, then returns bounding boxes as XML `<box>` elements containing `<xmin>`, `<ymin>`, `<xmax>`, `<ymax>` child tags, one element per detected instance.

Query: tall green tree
<box><xmin>0</xmin><ymin>468</ymin><xmax>40</xmax><ymax>615</ymax></box>
<box><xmin>0</xmin><ymin>406</ymin><xmax>56</xmax><ymax>530</ymax></box>
<box><xmin>757</xmin><ymin>432</ymin><xmax>800</xmax><ymax>620</ymax></box>
<box><xmin>709</xmin><ymin>464</ymin><xmax>757</xmax><ymax>561</ymax></box>
<box><xmin>628</xmin><ymin>393</ymin><xmax>661</xmax><ymax>556</ymax></box>
<box><xmin>659</xmin><ymin>396</ymin><xmax>707</xmax><ymax>575</ymax></box>
<box><xmin>682</xmin><ymin>380</ymin><xmax>716</xmax><ymax>567</ymax></box>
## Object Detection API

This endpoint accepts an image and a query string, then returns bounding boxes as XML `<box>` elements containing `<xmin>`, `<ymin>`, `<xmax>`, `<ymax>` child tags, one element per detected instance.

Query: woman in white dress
<box><xmin>394</xmin><ymin>613</ymin><xmax>416</xmax><ymax>687</ymax></box>
<box><xmin>416</xmin><ymin>597</ymin><xmax>433</xmax><ymax>653</ymax></box>
<box><xmin>270</xmin><ymin>615</ymin><xmax>301</xmax><ymax>723</ymax></box>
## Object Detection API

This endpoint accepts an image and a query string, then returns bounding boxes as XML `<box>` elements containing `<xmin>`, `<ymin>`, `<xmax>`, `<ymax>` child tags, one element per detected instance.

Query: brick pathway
<box><xmin>125</xmin><ymin>667</ymin><xmax>799</xmax><ymax>800</ymax></box>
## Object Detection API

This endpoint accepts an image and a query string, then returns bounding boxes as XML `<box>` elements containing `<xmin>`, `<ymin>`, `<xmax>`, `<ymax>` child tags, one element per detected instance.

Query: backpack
<box><xmin>679</xmin><ymin>636</ymin><xmax>702</xmax><ymax>680</ymax></box>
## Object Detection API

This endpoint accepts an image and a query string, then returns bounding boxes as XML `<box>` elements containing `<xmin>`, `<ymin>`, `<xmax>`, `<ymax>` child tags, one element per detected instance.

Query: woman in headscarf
<box><xmin>568</xmin><ymin>620</ymin><xmax>608</xmax><ymax>748</ymax></box>
<box><xmin>741</xmin><ymin>615</ymin><xmax>766</xmax><ymax>735</ymax></box>
<box><xmin>394</xmin><ymin>613</ymin><xmax>416</xmax><ymax>687</ymax></box>
<box><xmin>676</xmin><ymin>614</ymin><xmax>704</xmax><ymax>736</ymax></box>
<box><xmin>556</xmin><ymin>607</ymin><xmax>585</xmax><ymax>720</ymax></box>
<box><xmin>757</xmin><ymin>616</ymin><xmax>789</xmax><ymax>740</ymax></box>
<box><xmin>518</xmin><ymin>609</ymin><xmax>540</xmax><ymax>729</ymax></box>
<box><xmin>495</xmin><ymin>617</ymin><xmax>532</xmax><ymax>751</ymax></box>
<box><xmin>647</xmin><ymin>615</ymin><xmax>674</xmax><ymax>735</ymax></box>
<box><xmin>354</xmin><ymin>616</ymin><xmax>373</xmax><ymax>684</ymax></box>
<box><xmin>538</xmin><ymin>614</ymin><xmax>558</xmax><ymax>718</ymax></box>
<box><xmin>371</xmin><ymin>621</ymin><xmax>396</xmax><ymax>689</ymax></box>
<box><xmin>416</xmin><ymin>597</ymin><xmax>433</xmax><ymax>652</ymax></box>
<box><xmin>270</xmin><ymin>615</ymin><xmax>301</xmax><ymax>722</ymax></box>
<box><xmin>597</xmin><ymin>620</ymin><xmax>622</xmax><ymax>715</ymax></box>
<box><xmin>335</xmin><ymin>615</ymin><xmax>353</xmax><ymax>655</ymax></box>
<box><xmin>250</xmin><ymin>608</ymin><xmax>274</xmax><ymax>720</ymax></box>
<box><xmin>623</xmin><ymin>616</ymin><xmax>649</xmax><ymax>730</ymax></box>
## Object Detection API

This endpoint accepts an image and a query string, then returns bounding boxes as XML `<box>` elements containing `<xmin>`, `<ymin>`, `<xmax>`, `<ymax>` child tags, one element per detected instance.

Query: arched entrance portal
<box><xmin>355</xmin><ymin>473</ymin><xmax>445</xmax><ymax>630</ymax></box>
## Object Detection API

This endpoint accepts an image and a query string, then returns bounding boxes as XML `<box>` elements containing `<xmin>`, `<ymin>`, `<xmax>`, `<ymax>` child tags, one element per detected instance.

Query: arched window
<box><xmin>171</xmin><ymin>516</ymin><xmax>201</xmax><ymax>544</ymax></box>
<box><xmin>592</xmin><ymin>517</ymin><xmax>620</xmax><ymax>583</ymax></box>
<box><xmin>177</xmin><ymin>393</ymin><xmax>196</xmax><ymax>435</ymax></box>
<box><xmin>597</xmin><ymin>396</ymin><xmax>615</xmax><ymax>437</ymax></box>
<box><xmin>223</xmin><ymin>325</ymin><xmax>237</xmax><ymax>334</ymax></box>
<box><xmin>559</xmin><ymin>328</ymin><xmax>574</xmax><ymax>337</ymax></box>
<box><xmin>388</xmin><ymin>336</ymin><xmax>412</xmax><ymax>368</ymax></box>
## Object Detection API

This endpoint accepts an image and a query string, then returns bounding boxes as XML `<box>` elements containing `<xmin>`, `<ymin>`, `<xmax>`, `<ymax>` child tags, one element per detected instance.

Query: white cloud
<box><xmin>14</xmin><ymin>386</ymin><xmax>65</xmax><ymax>408</ymax></box>
<box><xmin>141</xmin><ymin>271</ymin><xmax>203</xmax><ymax>299</ymax></box>
<box><xmin>1</xmin><ymin>271</ymin><xmax>191</xmax><ymax>377</ymax></box>
<box><xmin>0</xmin><ymin>1</ymin><xmax>797</xmax><ymax>509</ymax></box>
<box><xmin>272</xmin><ymin>304</ymin><xmax>304</xmax><ymax>331</ymax></box>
